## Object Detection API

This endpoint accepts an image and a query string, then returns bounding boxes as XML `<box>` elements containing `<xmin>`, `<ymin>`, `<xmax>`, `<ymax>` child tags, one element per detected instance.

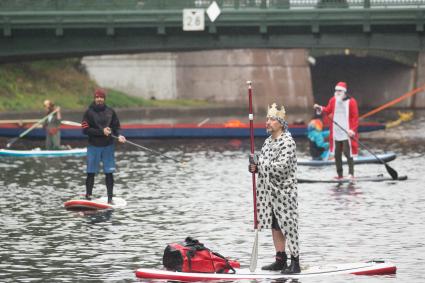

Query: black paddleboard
<box><xmin>298</xmin><ymin>174</ymin><xmax>407</xmax><ymax>183</ymax></box>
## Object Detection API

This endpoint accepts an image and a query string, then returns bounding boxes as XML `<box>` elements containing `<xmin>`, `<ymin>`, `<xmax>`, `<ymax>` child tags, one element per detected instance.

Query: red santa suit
<box><xmin>320</xmin><ymin>96</ymin><xmax>359</xmax><ymax>156</ymax></box>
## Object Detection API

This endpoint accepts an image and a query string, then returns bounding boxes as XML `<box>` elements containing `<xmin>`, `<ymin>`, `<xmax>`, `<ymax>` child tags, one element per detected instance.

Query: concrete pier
<box><xmin>82</xmin><ymin>49</ymin><xmax>314</xmax><ymax>112</ymax></box>
<box><xmin>82</xmin><ymin>49</ymin><xmax>425</xmax><ymax>110</ymax></box>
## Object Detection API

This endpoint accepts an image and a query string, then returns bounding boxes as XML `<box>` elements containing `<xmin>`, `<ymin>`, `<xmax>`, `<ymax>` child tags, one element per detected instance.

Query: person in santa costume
<box><xmin>313</xmin><ymin>82</ymin><xmax>359</xmax><ymax>180</ymax></box>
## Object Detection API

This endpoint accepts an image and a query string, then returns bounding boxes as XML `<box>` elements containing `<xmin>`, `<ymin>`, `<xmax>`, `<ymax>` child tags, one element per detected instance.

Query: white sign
<box><xmin>206</xmin><ymin>1</ymin><xmax>221</xmax><ymax>23</ymax></box>
<box><xmin>183</xmin><ymin>9</ymin><xmax>205</xmax><ymax>31</ymax></box>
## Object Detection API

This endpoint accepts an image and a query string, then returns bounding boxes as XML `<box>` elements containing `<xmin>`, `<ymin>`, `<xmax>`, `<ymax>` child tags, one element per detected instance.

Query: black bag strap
<box><xmin>185</xmin><ymin>248</ymin><xmax>195</xmax><ymax>272</ymax></box>
<box><xmin>184</xmin><ymin>237</ymin><xmax>206</xmax><ymax>272</ymax></box>
<box><xmin>183</xmin><ymin>237</ymin><xmax>236</xmax><ymax>274</ymax></box>
<box><xmin>184</xmin><ymin>237</ymin><xmax>206</xmax><ymax>249</ymax></box>
<box><xmin>211</xmin><ymin>251</ymin><xmax>236</xmax><ymax>274</ymax></box>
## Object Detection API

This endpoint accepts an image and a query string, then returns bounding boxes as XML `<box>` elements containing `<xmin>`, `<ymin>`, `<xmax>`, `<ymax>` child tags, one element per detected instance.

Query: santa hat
<box><xmin>94</xmin><ymin>88</ymin><xmax>106</xmax><ymax>98</ymax></box>
<box><xmin>335</xmin><ymin>81</ymin><xmax>347</xmax><ymax>92</ymax></box>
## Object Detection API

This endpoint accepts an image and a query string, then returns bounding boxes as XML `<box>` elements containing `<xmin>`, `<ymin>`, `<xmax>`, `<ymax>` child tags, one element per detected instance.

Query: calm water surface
<box><xmin>1</xmin><ymin>113</ymin><xmax>424</xmax><ymax>283</ymax></box>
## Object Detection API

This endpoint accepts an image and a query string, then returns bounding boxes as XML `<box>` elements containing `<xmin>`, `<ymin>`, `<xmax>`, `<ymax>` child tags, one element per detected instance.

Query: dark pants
<box><xmin>271</xmin><ymin>212</ymin><xmax>280</xmax><ymax>230</ymax></box>
<box><xmin>334</xmin><ymin>140</ymin><xmax>354</xmax><ymax>177</ymax></box>
<box><xmin>86</xmin><ymin>173</ymin><xmax>114</xmax><ymax>198</ymax></box>
<box><xmin>45</xmin><ymin>132</ymin><xmax>61</xmax><ymax>150</ymax></box>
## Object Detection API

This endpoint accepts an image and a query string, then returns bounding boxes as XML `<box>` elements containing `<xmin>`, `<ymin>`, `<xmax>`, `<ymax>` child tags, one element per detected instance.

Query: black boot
<box><xmin>85</xmin><ymin>173</ymin><xmax>95</xmax><ymax>200</ymax></box>
<box><xmin>105</xmin><ymin>173</ymin><xmax>114</xmax><ymax>204</ymax></box>
<box><xmin>281</xmin><ymin>256</ymin><xmax>300</xmax><ymax>274</ymax></box>
<box><xmin>261</xmin><ymin>252</ymin><xmax>287</xmax><ymax>271</ymax></box>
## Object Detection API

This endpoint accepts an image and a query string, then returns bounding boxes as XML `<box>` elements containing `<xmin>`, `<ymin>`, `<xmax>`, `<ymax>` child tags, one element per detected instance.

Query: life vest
<box><xmin>163</xmin><ymin>237</ymin><xmax>240</xmax><ymax>273</ymax></box>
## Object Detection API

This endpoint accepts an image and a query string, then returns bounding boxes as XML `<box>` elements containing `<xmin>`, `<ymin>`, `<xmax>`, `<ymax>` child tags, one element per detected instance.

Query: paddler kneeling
<box><xmin>248</xmin><ymin>103</ymin><xmax>300</xmax><ymax>274</ymax></box>
<box><xmin>307</xmin><ymin>117</ymin><xmax>330</xmax><ymax>160</ymax></box>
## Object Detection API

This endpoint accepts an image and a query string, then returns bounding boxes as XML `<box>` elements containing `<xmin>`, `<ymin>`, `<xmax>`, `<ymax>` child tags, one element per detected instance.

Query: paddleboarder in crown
<box><xmin>81</xmin><ymin>88</ymin><xmax>126</xmax><ymax>204</ymax></box>
<box><xmin>313</xmin><ymin>81</ymin><xmax>359</xmax><ymax>180</ymax></box>
<box><xmin>248</xmin><ymin>103</ymin><xmax>300</xmax><ymax>274</ymax></box>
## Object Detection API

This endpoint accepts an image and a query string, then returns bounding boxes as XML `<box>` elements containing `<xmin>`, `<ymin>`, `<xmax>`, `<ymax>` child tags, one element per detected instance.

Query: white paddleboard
<box><xmin>0</xmin><ymin>147</ymin><xmax>87</xmax><ymax>157</ymax></box>
<box><xmin>135</xmin><ymin>260</ymin><xmax>396</xmax><ymax>280</ymax></box>
<box><xmin>64</xmin><ymin>197</ymin><xmax>127</xmax><ymax>210</ymax></box>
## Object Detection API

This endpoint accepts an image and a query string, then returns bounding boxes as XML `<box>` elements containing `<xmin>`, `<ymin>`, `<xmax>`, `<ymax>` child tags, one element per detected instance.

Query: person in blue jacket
<box><xmin>307</xmin><ymin>118</ymin><xmax>330</xmax><ymax>160</ymax></box>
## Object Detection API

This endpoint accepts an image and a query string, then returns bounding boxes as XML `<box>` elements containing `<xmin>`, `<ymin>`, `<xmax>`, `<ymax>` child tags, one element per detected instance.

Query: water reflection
<box><xmin>0</xmin><ymin>115</ymin><xmax>425</xmax><ymax>282</ymax></box>
<box><xmin>330</xmin><ymin>183</ymin><xmax>364</xmax><ymax>196</ymax></box>
<box><xmin>273</xmin><ymin>279</ymin><xmax>299</xmax><ymax>283</ymax></box>
<box><xmin>70</xmin><ymin>209</ymin><xmax>114</xmax><ymax>224</ymax></box>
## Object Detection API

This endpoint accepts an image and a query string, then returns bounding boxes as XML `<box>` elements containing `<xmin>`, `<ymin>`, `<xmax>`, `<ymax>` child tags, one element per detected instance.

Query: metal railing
<box><xmin>0</xmin><ymin>0</ymin><xmax>424</xmax><ymax>11</ymax></box>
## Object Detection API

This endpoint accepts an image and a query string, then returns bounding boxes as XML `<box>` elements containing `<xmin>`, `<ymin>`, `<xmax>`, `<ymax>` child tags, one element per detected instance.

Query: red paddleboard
<box><xmin>64</xmin><ymin>197</ymin><xmax>127</xmax><ymax>210</ymax></box>
<box><xmin>135</xmin><ymin>260</ymin><xmax>396</xmax><ymax>281</ymax></box>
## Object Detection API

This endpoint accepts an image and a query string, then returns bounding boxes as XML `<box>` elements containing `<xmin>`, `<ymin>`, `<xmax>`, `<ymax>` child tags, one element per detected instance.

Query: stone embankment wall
<box><xmin>82</xmin><ymin>53</ymin><xmax>178</xmax><ymax>100</ymax></box>
<box><xmin>82</xmin><ymin>49</ymin><xmax>314</xmax><ymax>113</ymax></box>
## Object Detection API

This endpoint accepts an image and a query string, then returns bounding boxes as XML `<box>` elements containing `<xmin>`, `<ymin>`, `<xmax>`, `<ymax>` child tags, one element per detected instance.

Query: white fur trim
<box><xmin>335</xmin><ymin>86</ymin><xmax>347</xmax><ymax>92</ymax></box>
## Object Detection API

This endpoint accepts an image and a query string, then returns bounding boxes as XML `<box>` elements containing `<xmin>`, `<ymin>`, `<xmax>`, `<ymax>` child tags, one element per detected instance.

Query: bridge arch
<box><xmin>309</xmin><ymin>49</ymin><xmax>417</xmax><ymax>109</ymax></box>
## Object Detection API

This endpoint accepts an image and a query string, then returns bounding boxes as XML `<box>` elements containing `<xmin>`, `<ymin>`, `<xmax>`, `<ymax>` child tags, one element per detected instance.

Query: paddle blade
<box><xmin>385</xmin><ymin>164</ymin><xmax>398</xmax><ymax>180</ymax></box>
<box><xmin>249</xmin><ymin>229</ymin><xmax>259</xmax><ymax>272</ymax></box>
<box><xmin>61</xmin><ymin>120</ymin><xmax>81</xmax><ymax>127</ymax></box>
<box><xmin>6</xmin><ymin>137</ymin><xmax>18</xmax><ymax>148</ymax></box>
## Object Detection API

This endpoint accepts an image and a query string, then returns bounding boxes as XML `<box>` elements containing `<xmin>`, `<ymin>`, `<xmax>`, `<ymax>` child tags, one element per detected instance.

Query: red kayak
<box><xmin>0</xmin><ymin>121</ymin><xmax>385</xmax><ymax>139</ymax></box>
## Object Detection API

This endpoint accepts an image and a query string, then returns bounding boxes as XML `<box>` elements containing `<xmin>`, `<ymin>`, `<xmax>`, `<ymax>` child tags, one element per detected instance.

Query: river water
<box><xmin>0</xmin><ymin>111</ymin><xmax>424</xmax><ymax>283</ymax></box>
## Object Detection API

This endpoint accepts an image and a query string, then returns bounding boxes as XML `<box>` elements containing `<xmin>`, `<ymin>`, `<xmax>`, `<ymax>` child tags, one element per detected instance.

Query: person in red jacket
<box><xmin>313</xmin><ymin>82</ymin><xmax>359</xmax><ymax>180</ymax></box>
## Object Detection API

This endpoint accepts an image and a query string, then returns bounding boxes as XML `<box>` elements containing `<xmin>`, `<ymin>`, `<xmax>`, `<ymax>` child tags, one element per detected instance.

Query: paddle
<box><xmin>61</xmin><ymin>120</ymin><xmax>82</xmax><ymax>127</ymax></box>
<box><xmin>327</xmin><ymin>115</ymin><xmax>399</xmax><ymax>180</ymax></box>
<box><xmin>360</xmin><ymin>84</ymin><xmax>425</xmax><ymax>120</ymax></box>
<box><xmin>110</xmin><ymin>134</ymin><xmax>184</xmax><ymax>164</ymax></box>
<box><xmin>61</xmin><ymin>120</ymin><xmax>184</xmax><ymax>163</ymax></box>
<box><xmin>6</xmin><ymin>109</ymin><xmax>59</xmax><ymax>148</ymax></box>
<box><xmin>247</xmin><ymin>81</ymin><xmax>259</xmax><ymax>272</ymax></box>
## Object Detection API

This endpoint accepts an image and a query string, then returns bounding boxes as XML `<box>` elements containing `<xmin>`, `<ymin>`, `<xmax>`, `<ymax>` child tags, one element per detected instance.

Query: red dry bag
<box><xmin>163</xmin><ymin>237</ymin><xmax>240</xmax><ymax>273</ymax></box>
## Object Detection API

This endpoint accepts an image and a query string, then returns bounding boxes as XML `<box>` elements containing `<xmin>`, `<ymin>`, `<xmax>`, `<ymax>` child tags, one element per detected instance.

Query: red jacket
<box><xmin>321</xmin><ymin>96</ymin><xmax>359</xmax><ymax>156</ymax></box>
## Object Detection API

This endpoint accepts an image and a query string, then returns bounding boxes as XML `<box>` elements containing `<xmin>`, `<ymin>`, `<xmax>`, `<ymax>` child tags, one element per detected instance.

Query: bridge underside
<box><xmin>1</xmin><ymin>4</ymin><xmax>424</xmax><ymax>60</ymax></box>
<box><xmin>1</xmin><ymin>29</ymin><xmax>424</xmax><ymax>62</ymax></box>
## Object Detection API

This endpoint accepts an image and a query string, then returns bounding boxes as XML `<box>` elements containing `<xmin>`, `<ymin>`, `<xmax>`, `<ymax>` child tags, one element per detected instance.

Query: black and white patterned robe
<box><xmin>256</xmin><ymin>131</ymin><xmax>299</xmax><ymax>257</ymax></box>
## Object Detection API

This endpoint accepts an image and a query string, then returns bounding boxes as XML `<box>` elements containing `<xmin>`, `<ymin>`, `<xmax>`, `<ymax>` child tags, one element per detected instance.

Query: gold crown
<box><xmin>267</xmin><ymin>103</ymin><xmax>286</xmax><ymax>120</ymax></box>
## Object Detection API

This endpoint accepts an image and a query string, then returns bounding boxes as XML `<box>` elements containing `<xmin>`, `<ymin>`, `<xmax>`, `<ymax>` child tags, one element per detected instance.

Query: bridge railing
<box><xmin>1</xmin><ymin>0</ymin><xmax>424</xmax><ymax>11</ymax></box>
